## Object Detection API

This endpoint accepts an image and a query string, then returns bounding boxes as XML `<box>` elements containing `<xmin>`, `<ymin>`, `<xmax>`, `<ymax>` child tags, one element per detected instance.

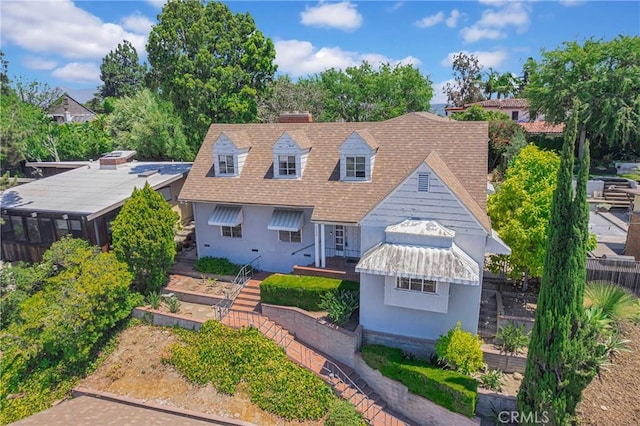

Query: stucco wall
<box><xmin>194</xmin><ymin>203</ymin><xmax>315</xmax><ymax>272</ymax></box>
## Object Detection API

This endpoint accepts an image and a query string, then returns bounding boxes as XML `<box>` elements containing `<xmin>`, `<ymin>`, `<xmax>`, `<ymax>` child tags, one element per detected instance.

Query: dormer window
<box><xmin>339</xmin><ymin>130</ymin><xmax>378</xmax><ymax>181</ymax></box>
<box><xmin>278</xmin><ymin>155</ymin><xmax>297</xmax><ymax>176</ymax></box>
<box><xmin>218</xmin><ymin>154</ymin><xmax>235</xmax><ymax>175</ymax></box>
<box><xmin>212</xmin><ymin>131</ymin><xmax>251</xmax><ymax>177</ymax></box>
<box><xmin>273</xmin><ymin>131</ymin><xmax>311</xmax><ymax>179</ymax></box>
<box><xmin>346</xmin><ymin>156</ymin><xmax>366</xmax><ymax>178</ymax></box>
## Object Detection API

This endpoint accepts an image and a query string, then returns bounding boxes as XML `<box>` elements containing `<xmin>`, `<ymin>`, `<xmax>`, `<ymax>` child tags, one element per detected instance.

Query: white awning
<box><xmin>485</xmin><ymin>229</ymin><xmax>511</xmax><ymax>255</ymax></box>
<box><xmin>267</xmin><ymin>209</ymin><xmax>304</xmax><ymax>232</ymax></box>
<box><xmin>208</xmin><ymin>205</ymin><xmax>243</xmax><ymax>227</ymax></box>
<box><xmin>356</xmin><ymin>242</ymin><xmax>480</xmax><ymax>286</ymax></box>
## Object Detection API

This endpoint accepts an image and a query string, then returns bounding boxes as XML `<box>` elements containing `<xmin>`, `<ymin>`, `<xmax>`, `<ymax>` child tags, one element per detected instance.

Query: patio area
<box><xmin>292</xmin><ymin>256</ymin><xmax>360</xmax><ymax>282</ymax></box>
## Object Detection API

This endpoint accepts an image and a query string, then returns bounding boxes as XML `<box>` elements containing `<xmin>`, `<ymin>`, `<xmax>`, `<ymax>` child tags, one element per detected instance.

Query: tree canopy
<box><xmin>488</xmin><ymin>145</ymin><xmax>561</xmax><ymax>282</ymax></box>
<box><xmin>318</xmin><ymin>61</ymin><xmax>433</xmax><ymax>122</ymax></box>
<box><xmin>107</xmin><ymin>89</ymin><xmax>193</xmax><ymax>161</ymax></box>
<box><xmin>444</xmin><ymin>52</ymin><xmax>485</xmax><ymax>106</ymax></box>
<box><xmin>147</xmin><ymin>0</ymin><xmax>277</xmax><ymax>145</ymax></box>
<box><xmin>99</xmin><ymin>40</ymin><xmax>146</xmax><ymax>99</ymax></box>
<box><xmin>524</xmin><ymin>36</ymin><xmax>640</xmax><ymax>158</ymax></box>
<box><xmin>257</xmin><ymin>75</ymin><xmax>325</xmax><ymax>123</ymax></box>
<box><xmin>111</xmin><ymin>182</ymin><xmax>179</xmax><ymax>293</ymax></box>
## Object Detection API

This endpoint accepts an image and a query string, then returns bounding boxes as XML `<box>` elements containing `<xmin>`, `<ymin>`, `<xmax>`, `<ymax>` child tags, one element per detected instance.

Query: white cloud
<box><xmin>121</xmin><ymin>13</ymin><xmax>155</xmax><ymax>34</ymax></box>
<box><xmin>275</xmin><ymin>39</ymin><xmax>420</xmax><ymax>77</ymax></box>
<box><xmin>389</xmin><ymin>2</ymin><xmax>404</xmax><ymax>12</ymax></box>
<box><xmin>415</xmin><ymin>12</ymin><xmax>444</xmax><ymax>28</ymax></box>
<box><xmin>0</xmin><ymin>0</ymin><xmax>147</xmax><ymax>60</ymax></box>
<box><xmin>146</xmin><ymin>0</ymin><xmax>166</xmax><ymax>9</ymax></box>
<box><xmin>300</xmin><ymin>2</ymin><xmax>363</xmax><ymax>32</ymax></box>
<box><xmin>460</xmin><ymin>26</ymin><xmax>505</xmax><ymax>43</ymax></box>
<box><xmin>440</xmin><ymin>50</ymin><xmax>508</xmax><ymax>70</ymax></box>
<box><xmin>445</xmin><ymin>10</ymin><xmax>461</xmax><ymax>28</ymax></box>
<box><xmin>459</xmin><ymin>1</ymin><xmax>530</xmax><ymax>43</ymax></box>
<box><xmin>52</xmin><ymin>62</ymin><xmax>101</xmax><ymax>84</ymax></box>
<box><xmin>23</xmin><ymin>56</ymin><xmax>57</xmax><ymax>71</ymax></box>
<box><xmin>559</xmin><ymin>0</ymin><xmax>585</xmax><ymax>6</ymax></box>
<box><xmin>432</xmin><ymin>79</ymin><xmax>455</xmax><ymax>104</ymax></box>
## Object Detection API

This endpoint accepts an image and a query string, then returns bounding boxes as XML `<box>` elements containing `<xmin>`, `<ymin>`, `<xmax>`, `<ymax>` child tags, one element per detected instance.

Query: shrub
<box><xmin>325</xmin><ymin>399</ymin><xmax>366</xmax><ymax>426</ymax></box>
<box><xmin>167</xmin><ymin>320</ymin><xmax>335</xmax><ymax>420</ymax></box>
<box><xmin>435</xmin><ymin>322</ymin><xmax>484</xmax><ymax>375</ymax></box>
<box><xmin>319</xmin><ymin>290</ymin><xmax>359</xmax><ymax>324</ymax></box>
<box><xmin>260</xmin><ymin>274</ymin><xmax>359</xmax><ymax>311</ymax></box>
<box><xmin>164</xmin><ymin>295</ymin><xmax>181</xmax><ymax>313</ymax></box>
<box><xmin>584</xmin><ymin>281</ymin><xmax>638</xmax><ymax>321</ymax></box>
<box><xmin>496</xmin><ymin>322</ymin><xmax>530</xmax><ymax>355</ymax></box>
<box><xmin>195</xmin><ymin>257</ymin><xmax>240</xmax><ymax>276</ymax></box>
<box><xmin>362</xmin><ymin>345</ymin><xmax>477</xmax><ymax>418</ymax></box>
<box><xmin>479</xmin><ymin>369</ymin><xmax>504</xmax><ymax>392</ymax></box>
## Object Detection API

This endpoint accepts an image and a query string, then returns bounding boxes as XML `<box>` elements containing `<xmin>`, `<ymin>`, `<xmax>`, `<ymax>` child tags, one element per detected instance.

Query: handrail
<box><xmin>291</xmin><ymin>243</ymin><xmax>314</xmax><ymax>256</ymax></box>
<box><xmin>233</xmin><ymin>255</ymin><xmax>261</xmax><ymax>286</ymax></box>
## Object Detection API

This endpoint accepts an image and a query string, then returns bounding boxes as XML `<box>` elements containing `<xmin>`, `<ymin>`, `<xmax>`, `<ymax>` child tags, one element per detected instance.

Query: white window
<box><xmin>397</xmin><ymin>277</ymin><xmax>437</xmax><ymax>294</ymax></box>
<box><xmin>221</xmin><ymin>225</ymin><xmax>242</xmax><ymax>238</ymax></box>
<box><xmin>417</xmin><ymin>173</ymin><xmax>430</xmax><ymax>192</ymax></box>
<box><xmin>278</xmin><ymin>155</ymin><xmax>297</xmax><ymax>176</ymax></box>
<box><xmin>346</xmin><ymin>156</ymin><xmax>366</xmax><ymax>178</ymax></box>
<box><xmin>278</xmin><ymin>230</ymin><xmax>301</xmax><ymax>243</ymax></box>
<box><xmin>218</xmin><ymin>154</ymin><xmax>235</xmax><ymax>175</ymax></box>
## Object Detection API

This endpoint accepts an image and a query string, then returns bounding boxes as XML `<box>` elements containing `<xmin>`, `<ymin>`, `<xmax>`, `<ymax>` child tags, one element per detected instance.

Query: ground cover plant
<box><xmin>194</xmin><ymin>256</ymin><xmax>241</xmax><ymax>276</ymax></box>
<box><xmin>260</xmin><ymin>274</ymin><xmax>359</xmax><ymax>311</ymax></box>
<box><xmin>318</xmin><ymin>289</ymin><xmax>359</xmax><ymax>324</ymax></box>
<box><xmin>361</xmin><ymin>344</ymin><xmax>478</xmax><ymax>417</ymax></box>
<box><xmin>164</xmin><ymin>320</ymin><xmax>336</xmax><ymax>420</ymax></box>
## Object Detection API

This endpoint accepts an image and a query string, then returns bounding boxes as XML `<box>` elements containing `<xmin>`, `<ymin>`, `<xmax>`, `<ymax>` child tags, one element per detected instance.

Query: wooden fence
<box><xmin>586</xmin><ymin>258</ymin><xmax>640</xmax><ymax>296</ymax></box>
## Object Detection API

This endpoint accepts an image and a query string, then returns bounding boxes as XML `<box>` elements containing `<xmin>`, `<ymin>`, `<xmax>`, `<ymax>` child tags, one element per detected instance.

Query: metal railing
<box><xmin>233</xmin><ymin>255</ymin><xmax>261</xmax><ymax>286</ymax></box>
<box><xmin>291</xmin><ymin>242</ymin><xmax>315</xmax><ymax>256</ymax></box>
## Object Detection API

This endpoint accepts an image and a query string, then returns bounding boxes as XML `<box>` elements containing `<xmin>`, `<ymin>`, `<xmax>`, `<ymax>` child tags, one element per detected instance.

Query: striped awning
<box><xmin>267</xmin><ymin>209</ymin><xmax>304</xmax><ymax>232</ymax></box>
<box><xmin>208</xmin><ymin>205</ymin><xmax>243</xmax><ymax>227</ymax></box>
<box><xmin>356</xmin><ymin>242</ymin><xmax>480</xmax><ymax>286</ymax></box>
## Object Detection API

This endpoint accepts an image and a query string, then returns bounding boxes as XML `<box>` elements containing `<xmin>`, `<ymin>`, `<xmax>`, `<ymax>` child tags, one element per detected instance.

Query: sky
<box><xmin>1</xmin><ymin>0</ymin><xmax>639</xmax><ymax>104</ymax></box>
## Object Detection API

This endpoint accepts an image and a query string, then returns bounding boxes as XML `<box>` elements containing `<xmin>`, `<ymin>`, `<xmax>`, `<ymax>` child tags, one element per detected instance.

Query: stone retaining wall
<box><xmin>261</xmin><ymin>303</ymin><xmax>361</xmax><ymax>368</ymax></box>
<box><xmin>475</xmin><ymin>389</ymin><xmax>517</xmax><ymax>419</ymax></box>
<box><xmin>133</xmin><ymin>307</ymin><xmax>203</xmax><ymax>330</ymax></box>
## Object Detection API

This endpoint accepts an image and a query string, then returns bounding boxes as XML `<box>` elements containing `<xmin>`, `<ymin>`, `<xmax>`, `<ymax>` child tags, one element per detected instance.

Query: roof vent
<box><xmin>99</xmin><ymin>150</ymin><xmax>136</xmax><ymax>170</ymax></box>
<box><xmin>138</xmin><ymin>169</ymin><xmax>159</xmax><ymax>178</ymax></box>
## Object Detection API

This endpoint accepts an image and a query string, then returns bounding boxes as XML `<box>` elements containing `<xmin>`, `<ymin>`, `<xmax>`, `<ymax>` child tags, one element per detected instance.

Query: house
<box><xmin>1</xmin><ymin>151</ymin><xmax>192</xmax><ymax>263</ymax></box>
<box><xmin>518</xmin><ymin>121</ymin><xmax>565</xmax><ymax>137</ymax></box>
<box><xmin>445</xmin><ymin>98</ymin><xmax>531</xmax><ymax>121</ymax></box>
<box><xmin>179</xmin><ymin>112</ymin><xmax>510</xmax><ymax>342</ymax></box>
<box><xmin>47</xmin><ymin>93</ymin><xmax>96</xmax><ymax>124</ymax></box>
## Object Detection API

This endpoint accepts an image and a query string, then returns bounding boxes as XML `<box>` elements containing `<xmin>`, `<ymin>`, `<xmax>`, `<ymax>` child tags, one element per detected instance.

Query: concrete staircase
<box><xmin>603</xmin><ymin>178</ymin><xmax>633</xmax><ymax>209</ymax></box>
<box><xmin>230</xmin><ymin>278</ymin><xmax>262</xmax><ymax>313</ymax></box>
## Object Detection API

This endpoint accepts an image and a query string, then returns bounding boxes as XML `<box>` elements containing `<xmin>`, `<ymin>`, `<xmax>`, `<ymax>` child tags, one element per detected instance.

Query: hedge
<box><xmin>195</xmin><ymin>257</ymin><xmax>240</xmax><ymax>275</ymax></box>
<box><xmin>260</xmin><ymin>274</ymin><xmax>359</xmax><ymax>311</ymax></box>
<box><xmin>361</xmin><ymin>345</ymin><xmax>477</xmax><ymax>418</ymax></box>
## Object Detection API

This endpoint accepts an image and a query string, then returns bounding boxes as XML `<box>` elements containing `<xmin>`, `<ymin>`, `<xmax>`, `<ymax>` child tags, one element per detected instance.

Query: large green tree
<box><xmin>99</xmin><ymin>40</ymin><xmax>146</xmax><ymax>99</ymax></box>
<box><xmin>524</xmin><ymin>36</ymin><xmax>640</xmax><ymax>158</ymax></box>
<box><xmin>111</xmin><ymin>182</ymin><xmax>179</xmax><ymax>293</ymax></box>
<box><xmin>318</xmin><ymin>61</ymin><xmax>433</xmax><ymax>122</ymax></box>
<box><xmin>488</xmin><ymin>145</ymin><xmax>561</xmax><ymax>284</ymax></box>
<box><xmin>257</xmin><ymin>75</ymin><xmax>325</xmax><ymax>123</ymax></box>
<box><xmin>444</xmin><ymin>52</ymin><xmax>485</xmax><ymax>106</ymax></box>
<box><xmin>107</xmin><ymin>89</ymin><xmax>193</xmax><ymax>161</ymax></box>
<box><xmin>147</xmin><ymin>0</ymin><xmax>277</xmax><ymax>146</ymax></box>
<box><xmin>518</xmin><ymin>101</ymin><xmax>600</xmax><ymax>424</ymax></box>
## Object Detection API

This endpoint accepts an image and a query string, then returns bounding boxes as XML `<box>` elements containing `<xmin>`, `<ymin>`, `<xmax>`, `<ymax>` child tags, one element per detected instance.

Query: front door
<box><xmin>335</xmin><ymin>225</ymin><xmax>345</xmax><ymax>256</ymax></box>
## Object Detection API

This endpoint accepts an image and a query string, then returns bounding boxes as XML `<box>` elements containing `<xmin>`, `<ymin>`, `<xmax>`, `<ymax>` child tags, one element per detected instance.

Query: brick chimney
<box><xmin>99</xmin><ymin>150</ymin><xmax>137</xmax><ymax>170</ymax></box>
<box><xmin>279</xmin><ymin>111</ymin><xmax>313</xmax><ymax>123</ymax></box>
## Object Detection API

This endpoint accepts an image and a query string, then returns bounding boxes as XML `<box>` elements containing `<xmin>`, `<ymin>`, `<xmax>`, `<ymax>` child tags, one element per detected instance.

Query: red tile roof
<box><xmin>468</xmin><ymin>98</ymin><xmax>529</xmax><ymax>109</ymax></box>
<box><xmin>518</xmin><ymin>121</ymin><xmax>565</xmax><ymax>134</ymax></box>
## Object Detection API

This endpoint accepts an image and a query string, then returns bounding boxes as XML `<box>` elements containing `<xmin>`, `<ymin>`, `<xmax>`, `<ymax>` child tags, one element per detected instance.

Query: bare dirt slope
<box><xmin>577</xmin><ymin>322</ymin><xmax>640</xmax><ymax>425</ymax></box>
<box><xmin>81</xmin><ymin>323</ymin><xmax>323</xmax><ymax>426</ymax></box>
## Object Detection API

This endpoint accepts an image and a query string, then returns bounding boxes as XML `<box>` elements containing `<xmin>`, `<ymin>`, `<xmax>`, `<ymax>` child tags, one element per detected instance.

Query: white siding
<box><xmin>212</xmin><ymin>135</ymin><xmax>249</xmax><ymax>177</ymax></box>
<box><xmin>339</xmin><ymin>132</ymin><xmax>377</xmax><ymax>181</ymax></box>
<box><xmin>193</xmin><ymin>202</ymin><xmax>315</xmax><ymax>273</ymax></box>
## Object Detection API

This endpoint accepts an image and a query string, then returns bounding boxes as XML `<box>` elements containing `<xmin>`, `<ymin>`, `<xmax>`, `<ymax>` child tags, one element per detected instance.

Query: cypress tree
<box><xmin>517</xmin><ymin>99</ymin><xmax>598</xmax><ymax>424</ymax></box>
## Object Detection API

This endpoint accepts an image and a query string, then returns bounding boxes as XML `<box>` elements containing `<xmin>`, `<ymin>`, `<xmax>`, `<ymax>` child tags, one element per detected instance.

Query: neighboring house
<box><xmin>47</xmin><ymin>93</ymin><xmax>96</xmax><ymax>124</ymax></box>
<box><xmin>179</xmin><ymin>112</ymin><xmax>510</xmax><ymax>341</ymax></box>
<box><xmin>1</xmin><ymin>151</ymin><xmax>192</xmax><ymax>263</ymax></box>
<box><xmin>445</xmin><ymin>98</ymin><xmax>564</xmax><ymax>138</ymax></box>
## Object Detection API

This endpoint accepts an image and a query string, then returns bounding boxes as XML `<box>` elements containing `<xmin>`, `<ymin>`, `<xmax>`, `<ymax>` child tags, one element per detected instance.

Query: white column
<box><xmin>320</xmin><ymin>223</ymin><xmax>326</xmax><ymax>268</ymax></box>
<box><xmin>314</xmin><ymin>223</ymin><xmax>320</xmax><ymax>267</ymax></box>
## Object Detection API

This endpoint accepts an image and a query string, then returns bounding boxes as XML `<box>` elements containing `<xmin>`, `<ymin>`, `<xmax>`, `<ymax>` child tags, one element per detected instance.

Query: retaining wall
<box><xmin>261</xmin><ymin>303</ymin><xmax>361</xmax><ymax>368</ymax></box>
<box><xmin>133</xmin><ymin>307</ymin><xmax>203</xmax><ymax>330</ymax></box>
